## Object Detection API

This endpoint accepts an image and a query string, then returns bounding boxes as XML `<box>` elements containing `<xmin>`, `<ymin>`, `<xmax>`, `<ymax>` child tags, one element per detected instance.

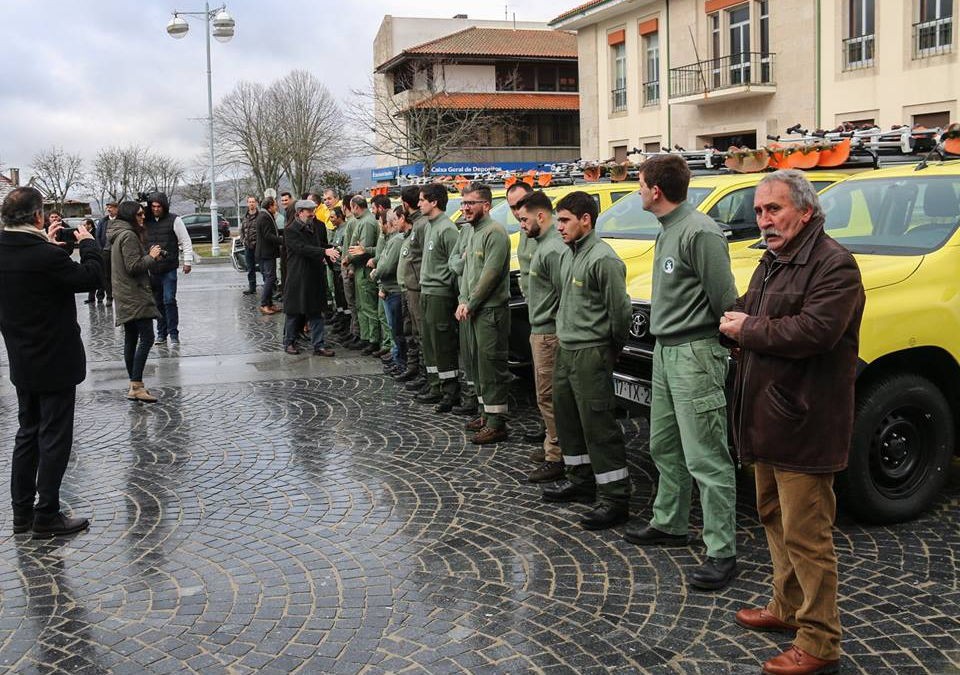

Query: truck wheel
<box><xmin>840</xmin><ymin>374</ymin><xmax>953</xmax><ymax>524</ymax></box>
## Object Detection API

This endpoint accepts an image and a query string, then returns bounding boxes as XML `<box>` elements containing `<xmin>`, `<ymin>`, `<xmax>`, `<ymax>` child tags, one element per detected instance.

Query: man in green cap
<box><xmin>541</xmin><ymin>191</ymin><xmax>632</xmax><ymax>531</ymax></box>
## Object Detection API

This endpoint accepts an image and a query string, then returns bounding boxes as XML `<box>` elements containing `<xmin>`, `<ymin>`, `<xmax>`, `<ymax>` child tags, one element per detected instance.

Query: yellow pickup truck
<box><xmin>613</xmin><ymin>161</ymin><xmax>960</xmax><ymax>523</ymax></box>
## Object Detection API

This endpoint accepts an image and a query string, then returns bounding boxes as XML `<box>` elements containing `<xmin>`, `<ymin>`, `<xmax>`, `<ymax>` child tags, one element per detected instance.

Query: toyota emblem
<box><xmin>630</xmin><ymin>311</ymin><xmax>649</xmax><ymax>339</ymax></box>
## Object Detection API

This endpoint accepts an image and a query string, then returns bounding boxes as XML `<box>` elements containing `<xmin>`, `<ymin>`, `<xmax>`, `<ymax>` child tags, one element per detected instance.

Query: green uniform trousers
<box><xmin>378</xmin><ymin>298</ymin><xmax>394</xmax><ymax>351</ymax></box>
<box><xmin>459</xmin><ymin>313</ymin><xmax>478</xmax><ymax>407</ymax></box>
<box><xmin>355</xmin><ymin>271</ymin><xmax>380</xmax><ymax>344</ymax></box>
<box><xmin>404</xmin><ymin>290</ymin><xmax>422</xmax><ymax>374</ymax></box>
<box><xmin>420</xmin><ymin>294</ymin><xmax>460</xmax><ymax>401</ymax></box>
<box><xmin>470</xmin><ymin>305</ymin><xmax>510</xmax><ymax>429</ymax></box>
<box><xmin>648</xmin><ymin>337</ymin><xmax>737</xmax><ymax>558</ymax></box>
<box><xmin>553</xmin><ymin>345</ymin><xmax>629</xmax><ymax>504</ymax></box>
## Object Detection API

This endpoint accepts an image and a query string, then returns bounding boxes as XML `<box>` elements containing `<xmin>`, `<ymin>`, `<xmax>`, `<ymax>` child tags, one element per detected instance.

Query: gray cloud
<box><xmin>1</xmin><ymin>0</ymin><xmax>565</xmax><ymax>179</ymax></box>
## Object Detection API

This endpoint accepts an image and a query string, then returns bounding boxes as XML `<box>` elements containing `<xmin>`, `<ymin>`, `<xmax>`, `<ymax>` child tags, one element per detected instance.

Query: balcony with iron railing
<box><xmin>642</xmin><ymin>79</ymin><xmax>660</xmax><ymax>107</ymax></box>
<box><xmin>669</xmin><ymin>51</ymin><xmax>775</xmax><ymax>105</ymax></box>
<box><xmin>913</xmin><ymin>16</ymin><xmax>953</xmax><ymax>58</ymax></box>
<box><xmin>843</xmin><ymin>34</ymin><xmax>875</xmax><ymax>70</ymax></box>
<box><xmin>611</xmin><ymin>86</ymin><xmax>627</xmax><ymax>113</ymax></box>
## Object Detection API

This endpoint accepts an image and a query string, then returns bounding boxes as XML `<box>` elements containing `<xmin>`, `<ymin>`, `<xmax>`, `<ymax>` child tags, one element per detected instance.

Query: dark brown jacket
<box><xmin>731</xmin><ymin>216</ymin><xmax>865</xmax><ymax>473</ymax></box>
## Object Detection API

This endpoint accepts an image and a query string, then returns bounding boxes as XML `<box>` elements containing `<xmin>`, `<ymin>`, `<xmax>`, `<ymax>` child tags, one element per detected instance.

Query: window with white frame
<box><xmin>844</xmin><ymin>0</ymin><xmax>875</xmax><ymax>69</ymax></box>
<box><xmin>915</xmin><ymin>0</ymin><xmax>953</xmax><ymax>56</ymax></box>
<box><xmin>643</xmin><ymin>32</ymin><xmax>660</xmax><ymax>105</ymax></box>
<box><xmin>612</xmin><ymin>41</ymin><xmax>627</xmax><ymax>112</ymax></box>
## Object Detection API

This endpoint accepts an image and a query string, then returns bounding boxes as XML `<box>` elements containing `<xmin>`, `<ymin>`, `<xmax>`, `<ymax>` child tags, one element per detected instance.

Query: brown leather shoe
<box><xmin>471</xmin><ymin>426</ymin><xmax>508</xmax><ymax>445</ymax></box>
<box><xmin>465</xmin><ymin>416</ymin><xmax>485</xmax><ymax>432</ymax></box>
<box><xmin>313</xmin><ymin>348</ymin><xmax>335</xmax><ymax>357</ymax></box>
<box><xmin>735</xmin><ymin>607</ymin><xmax>800</xmax><ymax>634</ymax></box>
<box><xmin>762</xmin><ymin>645</ymin><xmax>839</xmax><ymax>675</ymax></box>
<box><xmin>259</xmin><ymin>305</ymin><xmax>276</xmax><ymax>315</ymax></box>
<box><xmin>284</xmin><ymin>345</ymin><xmax>301</xmax><ymax>355</ymax></box>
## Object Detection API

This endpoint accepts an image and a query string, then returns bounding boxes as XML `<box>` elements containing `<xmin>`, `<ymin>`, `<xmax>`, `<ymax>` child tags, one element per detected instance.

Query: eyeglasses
<box><xmin>461</xmin><ymin>200</ymin><xmax>489</xmax><ymax>207</ymax></box>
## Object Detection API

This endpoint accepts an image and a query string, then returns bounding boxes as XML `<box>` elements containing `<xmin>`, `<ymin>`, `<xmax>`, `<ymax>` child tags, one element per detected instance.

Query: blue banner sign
<box><xmin>372</xmin><ymin>160</ymin><xmax>569</xmax><ymax>182</ymax></box>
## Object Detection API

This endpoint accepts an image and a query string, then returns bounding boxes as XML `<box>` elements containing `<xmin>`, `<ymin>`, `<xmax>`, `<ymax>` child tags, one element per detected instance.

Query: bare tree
<box><xmin>347</xmin><ymin>67</ymin><xmax>505</xmax><ymax>176</ymax></box>
<box><xmin>142</xmin><ymin>152</ymin><xmax>184</xmax><ymax>198</ymax></box>
<box><xmin>179</xmin><ymin>168</ymin><xmax>212</xmax><ymax>211</ymax></box>
<box><xmin>272</xmin><ymin>70</ymin><xmax>345</xmax><ymax>197</ymax></box>
<box><xmin>31</xmin><ymin>147</ymin><xmax>84</xmax><ymax>211</ymax></box>
<box><xmin>87</xmin><ymin>145</ymin><xmax>151</xmax><ymax>210</ymax></box>
<box><xmin>214</xmin><ymin>81</ymin><xmax>286</xmax><ymax>194</ymax></box>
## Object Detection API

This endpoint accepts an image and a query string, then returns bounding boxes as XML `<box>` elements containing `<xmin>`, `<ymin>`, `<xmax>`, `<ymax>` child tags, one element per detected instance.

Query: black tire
<box><xmin>840</xmin><ymin>374</ymin><xmax>954</xmax><ymax>524</ymax></box>
<box><xmin>217</xmin><ymin>230</ymin><xmax>225</xmax><ymax>244</ymax></box>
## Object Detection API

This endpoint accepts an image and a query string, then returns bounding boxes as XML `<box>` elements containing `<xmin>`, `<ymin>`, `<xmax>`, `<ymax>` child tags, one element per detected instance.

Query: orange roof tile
<box><xmin>411</xmin><ymin>92</ymin><xmax>579</xmax><ymax>112</ymax></box>
<box><xmin>379</xmin><ymin>27</ymin><xmax>577</xmax><ymax>72</ymax></box>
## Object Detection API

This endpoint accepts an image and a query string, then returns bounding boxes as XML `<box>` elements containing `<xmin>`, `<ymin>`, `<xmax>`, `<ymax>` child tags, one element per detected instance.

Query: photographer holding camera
<box><xmin>108</xmin><ymin>201</ymin><xmax>164</xmax><ymax>403</ymax></box>
<box><xmin>0</xmin><ymin>187</ymin><xmax>103</xmax><ymax>537</ymax></box>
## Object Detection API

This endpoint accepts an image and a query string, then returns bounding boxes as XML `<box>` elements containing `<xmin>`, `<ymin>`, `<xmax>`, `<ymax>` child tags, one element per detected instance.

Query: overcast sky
<box><xmin>0</xmin><ymin>0</ymin><xmax>568</xmax><ymax>180</ymax></box>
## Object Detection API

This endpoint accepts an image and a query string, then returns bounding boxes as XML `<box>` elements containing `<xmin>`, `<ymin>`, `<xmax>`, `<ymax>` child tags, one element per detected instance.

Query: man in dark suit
<box><xmin>0</xmin><ymin>187</ymin><xmax>103</xmax><ymax>538</ymax></box>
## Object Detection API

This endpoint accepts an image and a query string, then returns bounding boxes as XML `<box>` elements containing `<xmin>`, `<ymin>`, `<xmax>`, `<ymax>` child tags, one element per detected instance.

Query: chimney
<box><xmin>9</xmin><ymin>168</ymin><xmax>19</xmax><ymax>186</ymax></box>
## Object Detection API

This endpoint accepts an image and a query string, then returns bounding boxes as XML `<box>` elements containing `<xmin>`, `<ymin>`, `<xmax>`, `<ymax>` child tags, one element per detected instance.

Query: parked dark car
<box><xmin>181</xmin><ymin>213</ymin><xmax>231</xmax><ymax>243</ymax></box>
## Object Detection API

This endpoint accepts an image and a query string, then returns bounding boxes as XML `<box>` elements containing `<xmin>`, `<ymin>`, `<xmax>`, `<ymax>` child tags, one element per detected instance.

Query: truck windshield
<box><xmin>595</xmin><ymin>187</ymin><xmax>712</xmax><ymax>239</ymax></box>
<box><xmin>820</xmin><ymin>176</ymin><xmax>960</xmax><ymax>255</ymax></box>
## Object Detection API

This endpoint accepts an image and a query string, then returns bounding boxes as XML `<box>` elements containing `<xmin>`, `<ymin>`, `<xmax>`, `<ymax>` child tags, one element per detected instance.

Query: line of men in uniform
<box><xmin>272</xmin><ymin>162</ymin><xmax>858</xmax><ymax>675</ymax></box>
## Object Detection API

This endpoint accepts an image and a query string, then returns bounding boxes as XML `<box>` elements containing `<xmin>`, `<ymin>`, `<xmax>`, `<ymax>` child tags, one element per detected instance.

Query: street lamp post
<box><xmin>166</xmin><ymin>3</ymin><xmax>235</xmax><ymax>256</ymax></box>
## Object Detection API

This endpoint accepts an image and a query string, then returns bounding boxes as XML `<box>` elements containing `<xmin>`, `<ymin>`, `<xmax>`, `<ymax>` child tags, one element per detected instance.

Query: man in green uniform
<box><xmin>370</xmin><ymin>194</ymin><xmax>395</xmax><ymax>359</ymax></box>
<box><xmin>507</xmin><ymin>181</ymin><xmax>549</xmax><ymax>451</ymax></box>
<box><xmin>346</xmin><ymin>196</ymin><xmax>381</xmax><ymax>353</ymax></box>
<box><xmin>370</xmin><ymin>207</ymin><xmax>406</xmax><ymax>372</ymax></box>
<box><xmin>417</xmin><ymin>183</ymin><xmax>460</xmax><ymax>407</ymax></box>
<box><xmin>448</xmin><ymin>210</ymin><xmax>478</xmax><ymax>415</ymax></box>
<box><xmin>396</xmin><ymin>186</ymin><xmax>427</xmax><ymax>385</ymax></box>
<box><xmin>517</xmin><ymin>190</ymin><xmax>566</xmax><ymax>483</ymax></box>
<box><xmin>456</xmin><ymin>183</ymin><xmax>511</xmax><ymax>443</ymax></box>
<box><xmin>542</xmin><ymin>191</ymin><xmax>632</xmax><ymax>531</ymax></box>
<box><xmin>338</xmin><ymin>194</ymin><xmax>360</xmax><ymax>348</ymax></box>
<box><xmin>622</xmin><ymin>154</ymin><xmax>739</xmax><ymax>591</ymax></box>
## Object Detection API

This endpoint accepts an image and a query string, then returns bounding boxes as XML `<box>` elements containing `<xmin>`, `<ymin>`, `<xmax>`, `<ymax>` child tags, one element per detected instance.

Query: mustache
<box><xmin>761</xmin><ymin>229</ymin><xmax>782</xmax><ymax>239</ymax></box>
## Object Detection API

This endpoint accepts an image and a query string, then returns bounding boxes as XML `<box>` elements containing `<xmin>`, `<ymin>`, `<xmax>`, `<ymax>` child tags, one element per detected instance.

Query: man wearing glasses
<box><xmin>456</xmin><ymin>183</ymin><xmax>511</xmax><ymax>444</ymax></box>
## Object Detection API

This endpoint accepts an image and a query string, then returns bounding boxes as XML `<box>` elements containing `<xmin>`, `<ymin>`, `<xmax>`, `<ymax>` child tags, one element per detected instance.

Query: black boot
<box><xmin>688</xmin><ymin>556</ymin><xmax>738</xmax><ymax>591</ymax></box>
<box><xmin>579</xmin><ymin>502</ymin><xmax>629</xmax><ymax>531</ymax></box>
<box><xmin>541</xmin><ymin>480</ymin><xmax>596</xmax><ymax>504</ymax></box>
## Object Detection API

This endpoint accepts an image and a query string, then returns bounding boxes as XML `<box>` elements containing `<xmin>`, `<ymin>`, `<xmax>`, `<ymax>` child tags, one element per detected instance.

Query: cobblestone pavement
<box><xmin>0</xmin><ymin>264</ymin><xmax>958</xmax><ymax>674</ymax></box>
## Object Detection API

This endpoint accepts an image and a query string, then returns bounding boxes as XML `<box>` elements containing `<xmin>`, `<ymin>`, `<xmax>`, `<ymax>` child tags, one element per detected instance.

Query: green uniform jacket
<box><xmin>346</xmin><ymin>211</ymin><xmax>378</xmax><ymax>268</ymax></box>
<box><xmin>650</xmin><ymin>202</ymin><xmax>736</xmax><ymax>346</ymax></box>
<box><xmin>450</xmin><ymin>223</ymin><xmax>473</xmax><ymax>304</ymax></box>
<box><xmin>516</xmin><ymin>231</ymin><xmax>537</xmax><ymax>297</ymax></box>
<box><xmin>420</xmin><ymin>211</ymin><xmax>459</xmax><ymax>298</ymax></box>
<box><xmin>399</xmin><ymin>210</ymin><xmax>427</xmax><ymax>292</ymax></box>
<box><xmin>372</xmin><ymin>231</ymin><xmax>404</xmax><ymax>295</ymax></box>
<box><xmin>556</xmin><ymin>229</ymin><xmax>631</xmax><ymax>350</ymax></box>
<box><xmin>527</xmin><ymin>225</ymin><xmax>566</xmax><ymax>334</ymax></box>
<box><xmin>341</xmin><ymin>216</ymin><xmax>356</xmax><ymax>261</ymax></box>
<box><xmin>464</xmin><ymin>214</ymin><xmax>510</xmax><ymax>312</ymax></box>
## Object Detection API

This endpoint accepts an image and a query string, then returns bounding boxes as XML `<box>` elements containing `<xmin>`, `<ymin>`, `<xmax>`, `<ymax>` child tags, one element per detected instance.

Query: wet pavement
<box><xmin>0</xmin><ymin>262</ymin><xmax>958</xmax><ymax>674</ymax></box>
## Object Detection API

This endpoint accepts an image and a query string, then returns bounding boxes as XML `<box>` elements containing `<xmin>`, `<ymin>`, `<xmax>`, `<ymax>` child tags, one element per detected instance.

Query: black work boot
<box><xmin>579</xmin><ymin>502</ymin><xmax>629</xmax><ymax>531</ymax></box>
<box><xmin>541</xmin><ymin>480</ymin><xmax>596</xmax><ymax>504</ymax></box>
<box><xmin>688</xmin><ymin>556</ymin><xmax>738</xmax><ymax>591</ymax></box>
<box><xmin>12</xmin><ymin>509</ymin><xmax>34</xmax><ymax>535</ymax></box>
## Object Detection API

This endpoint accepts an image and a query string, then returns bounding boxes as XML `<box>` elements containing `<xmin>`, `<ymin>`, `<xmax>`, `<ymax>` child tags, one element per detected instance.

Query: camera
<box><xmin>157</xmin><ymin>248</ymin><xmax>169</xmax><ymax>260</ymax></box>
<box><xmin>56</xmin><ymin>226</ymin><xmax>80</xmax><ymax>243</ymax></box>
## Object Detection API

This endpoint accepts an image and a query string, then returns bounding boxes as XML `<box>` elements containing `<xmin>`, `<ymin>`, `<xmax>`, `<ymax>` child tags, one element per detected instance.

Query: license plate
<box><xmin>613</xmin><ymin>376</ymin><xmax>652</xmax><ymax>406</ymax></box>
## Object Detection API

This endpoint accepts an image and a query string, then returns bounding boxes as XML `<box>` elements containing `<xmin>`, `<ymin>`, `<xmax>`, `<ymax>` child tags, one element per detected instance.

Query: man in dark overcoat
<box><xmin>0</xmin><ymin>187</ymin><xmax>103</xmax><ymax>538</ymax></box>
<box><xmin>282</xmin><ymin>199</ymin><xmax>339</xmax><ymax>356</ymax></box>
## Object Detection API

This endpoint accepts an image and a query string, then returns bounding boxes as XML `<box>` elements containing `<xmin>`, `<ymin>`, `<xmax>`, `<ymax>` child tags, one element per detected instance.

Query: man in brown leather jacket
<box><xmin>720</xmin><ymin>170</ymin><xmax>864</xmax><ymax>675</ymax></box>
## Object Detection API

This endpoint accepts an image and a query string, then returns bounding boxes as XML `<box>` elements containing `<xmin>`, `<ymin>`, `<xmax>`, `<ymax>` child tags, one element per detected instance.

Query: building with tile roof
<box><xmin>371</xmin><ymin>16</ymin><xmax>582</xmax><ymax>181</ymax></box>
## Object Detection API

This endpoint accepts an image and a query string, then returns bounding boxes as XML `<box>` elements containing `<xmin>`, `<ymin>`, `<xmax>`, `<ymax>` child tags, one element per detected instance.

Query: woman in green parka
<box><xmin>107</xmin><ymin>202</ymin><xmax>163</xmax><ymax>402</ymax></box>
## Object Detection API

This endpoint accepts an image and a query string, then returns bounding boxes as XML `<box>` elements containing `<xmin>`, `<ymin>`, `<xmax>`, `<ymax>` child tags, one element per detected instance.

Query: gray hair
<box><xmin>758</xmin><ymin>169</ymin><xmax>824</xmax><ymax>221</ymax></box>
